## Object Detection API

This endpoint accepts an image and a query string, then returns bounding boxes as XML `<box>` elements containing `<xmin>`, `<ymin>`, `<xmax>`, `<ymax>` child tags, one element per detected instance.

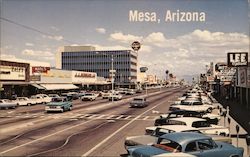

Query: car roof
<box><xmin>157</xmin><ymin>125</ymin><xmax>198</xmax><ymax>132</ymax></box>
<box><xmin>160</xmin><ymin>132</ymin><xmax>211</xmax><ymax>146</ymax></box>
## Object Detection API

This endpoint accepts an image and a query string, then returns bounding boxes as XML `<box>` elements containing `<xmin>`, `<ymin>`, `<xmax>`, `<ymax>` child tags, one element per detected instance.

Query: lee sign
<box><xmin>227</xmin><ymin>52</ymin><xmax>248</xmax><ymax>67</ymax></box>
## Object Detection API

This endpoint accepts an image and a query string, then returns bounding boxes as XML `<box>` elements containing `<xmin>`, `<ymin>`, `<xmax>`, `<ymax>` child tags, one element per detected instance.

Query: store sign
<box><xmin>30</xmin><ymin>75</ymin><xmax>41</xmax><ymax>81</ymax></box>
<box><xmin>237</xmin><ymin>68</ymin><xmax>247</xmax><ymax>87</ymax></box>
<box><xmin>227</xmin><ymin>52</ymin><xmax>248</xmax><ymax>67</ymax></box>
<box><xmin>0</xmin><ymin>65</ymin><xmax>25</xmax><ymax>80</ymax></box>
<box><xmin>131</xmin><ymin>41</ymin><xmax>141</xmax><ymax>51</ymax></box>
<box><xmin>32</xmin><ymin>66</ymin><xmax>50</xmax><ymax>74</ymax></box>
<box><xmin>75</xmin><ymin>72</ymin><xmax>96</xmax><ymax>78</ymax></box>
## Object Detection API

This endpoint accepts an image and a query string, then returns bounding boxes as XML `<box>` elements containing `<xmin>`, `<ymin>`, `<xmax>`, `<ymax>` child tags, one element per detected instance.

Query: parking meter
<box><xmin>222</xmin><ymin>111</ymin><xmax>227</xmax><ymax>127</ymax></box>
<box><xmin>227</xmin><ymin>118</ymin><xmax>231</xmax><ymax>137</ymax></box>
<box><xmin>236</xmin><ymin>125</ymin><xmax>240</xmax><ymax>147</ymax></box>
<box><xmin>219</xmin><ymin>108</ymin><xmax>222</xmax><ymax>116</ymax></box>
<box><xmin>246</xmin><ymin>135</ymin><xmax>250</xmax><ymax>156</ymax></box>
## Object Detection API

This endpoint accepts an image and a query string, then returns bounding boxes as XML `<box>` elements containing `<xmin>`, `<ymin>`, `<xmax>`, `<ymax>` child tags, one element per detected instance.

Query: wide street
<box><xmin>0</xmin><ymin>87</ymin><xmax>186</xmax><ymax>156</ymax></box>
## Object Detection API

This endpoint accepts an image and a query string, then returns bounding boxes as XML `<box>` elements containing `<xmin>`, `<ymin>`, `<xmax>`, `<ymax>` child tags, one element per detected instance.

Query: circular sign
<box><xmin>131</xmin><ymin>41</ymin><xmax>141</xmax><ymax>51</ymax></box>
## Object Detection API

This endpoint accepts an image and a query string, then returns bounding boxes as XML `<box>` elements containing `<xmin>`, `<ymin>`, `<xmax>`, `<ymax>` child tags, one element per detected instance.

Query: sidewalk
<box><xmin>213</xmin><ymin>95</ymin><xmax>250</xmax><ymax>134</ymax></box>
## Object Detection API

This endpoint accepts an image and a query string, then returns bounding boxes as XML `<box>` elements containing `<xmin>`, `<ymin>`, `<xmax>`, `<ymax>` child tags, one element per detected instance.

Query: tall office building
<box><xmin>56</xmin><ymin>46</ymin><xmax>137</xmax><ymax>84</ymax></box>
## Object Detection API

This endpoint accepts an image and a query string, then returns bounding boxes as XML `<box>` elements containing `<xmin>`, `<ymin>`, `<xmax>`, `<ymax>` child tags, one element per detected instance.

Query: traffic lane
<box><xmin>83</xmin><ymin>90</ymin><xmax>175</xmax><ymax>156</ymax></box>
<box><xmin>0</xmin><ymin>89</ymin><xmax>182</xmax><ymax>156</ymax></box>
<box><xmin>0</xmin><ymin>87</ymin><xmax>182</xmax><ymax>138</ymax></box>
<box><xmin>0</xmin><ymin>88</ymin><xmax>185</xmax><ymax>156</ymax></box>
<box><xmin>0</xmin><ymin>118</ymin><xmax>106</xmax><ymax>156</ymax></box>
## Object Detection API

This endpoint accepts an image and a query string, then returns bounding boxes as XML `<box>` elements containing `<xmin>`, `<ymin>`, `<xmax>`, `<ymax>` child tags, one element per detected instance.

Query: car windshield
<box><xmin>154</xmin><ymin>138</ymin><xmax>182</xmax><ymax>152</ymax></box>
<box><xmin>154</xmin><ymin>128</ymin><xmax>175</xmax><ymax>137</ymax></box>
<box><xmin>52</xmin><ymin>98</ymin><xmax>64</xmax><ymax>102</ymax></box>
<box><xmin>192</xmin><ymin>121</ymin><xmax>210</xmax><ymax>128</ymax></box>
<box><xmin>133</xmin><ymin>98</ymin><xmax>143</xmax><ymax>101</ymax></box>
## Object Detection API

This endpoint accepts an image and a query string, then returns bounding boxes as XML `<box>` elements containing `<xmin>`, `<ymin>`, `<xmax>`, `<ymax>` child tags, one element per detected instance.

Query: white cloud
<box><xmin>109</xmin><ymin>32</ymin><xmax>143</xmax><ymax>43</ymax></box>
<box><xmin>25</xmin><ymin>42</ymin><xmax>34</xmax><ymax>46</ymax></box>
<box><xmin>42</xmin><ymin>35</ymin><xmax>64</xmax><ymax>41</ymax></box>
<box><xmin>51</xmin><ymin>26</ymin><xmax>60</xmax><ymax>31</ymax></box>
<box><xmin>91</xmin><ymin>44</ymin><xmax>129</xmax><ymax>51</ymax></box>
<box><xmin>21</xmin><ymin>49</ymin><xmax>54</xmax><ymax>61</ymax></box>
<box><xmin>96</xmin><ymin>28</ymin><xmax>106</xmax><ymax>34</ymax></box>
<box><xmin>0</xmin><ymin>54</ymin><xmax>17</xmax><ymax>60</ymax></box>
<box><xmin>136</xmin><ymin>29</ymin><xmax>249</xmax><ymax>77</ymax></box>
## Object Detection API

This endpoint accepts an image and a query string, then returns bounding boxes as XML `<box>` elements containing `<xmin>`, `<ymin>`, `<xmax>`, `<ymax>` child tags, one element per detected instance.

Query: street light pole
<box><xmin>111</xmin><ymin>54</ymin><xmax>114</xmax><ymax>103</ymax></box>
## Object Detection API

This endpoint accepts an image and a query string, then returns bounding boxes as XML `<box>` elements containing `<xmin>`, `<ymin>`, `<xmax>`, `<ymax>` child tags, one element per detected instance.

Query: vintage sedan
<box><xmin>149</xmin><ymin>117</ymin><xmax>229</xmax><ymax>136</ymax></box>
<box><xmin>154</xmin><ymin>110</ymin><xmax>220</xmax><ymax>126</ymax></box>
<box><xmin>169</xmin><ymin>100</ymin><xmax>215</xmax><ymax>113</ymax></box>
<box><xmin>0</xmin><ymin>99</ymin><xmax>17</xmax><ymax>109</ymax></box>
<box><xmin>108</xmin><ymin>93</ymin><xmax>123</xmax><ymax>101</ymax></box>
<box><xmin>125</xmin><ymin>125</ymin><xmax>231</xmax><ymax>151</ymax></box>
<box><xmin>127</xmin><ymin>132</ymin><xmax>244</xmax><ymax>157</ymax></box>
<box><xmin>45</xmin><ymin>97</ymin><xmax>72</xmax><ymax>113</ymax></box>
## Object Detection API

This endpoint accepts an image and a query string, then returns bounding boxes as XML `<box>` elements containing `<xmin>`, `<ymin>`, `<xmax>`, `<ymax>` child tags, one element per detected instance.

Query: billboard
<box><xmin>0</xmin><ymin>65</ymin><xmax>26</xmax><ymax>81</ymax></box>
<box><xmin>227</xmin><ymin>52</ymin><xmax>248</xmax><ymax>67</ymax></box>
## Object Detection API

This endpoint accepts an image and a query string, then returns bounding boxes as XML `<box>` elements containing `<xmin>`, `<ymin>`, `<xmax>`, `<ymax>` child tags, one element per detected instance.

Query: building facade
<box><xmin>56</xmin><ymin>46</ymin><xmax>137</xmax><ymax>85</ymax></box>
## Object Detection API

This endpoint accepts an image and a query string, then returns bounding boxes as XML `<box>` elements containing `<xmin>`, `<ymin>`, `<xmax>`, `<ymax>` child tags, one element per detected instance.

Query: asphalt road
<box><xmin>0</xmin><ymin>87</ymin><xmax>186</xmax><ymax>156</ymax></box>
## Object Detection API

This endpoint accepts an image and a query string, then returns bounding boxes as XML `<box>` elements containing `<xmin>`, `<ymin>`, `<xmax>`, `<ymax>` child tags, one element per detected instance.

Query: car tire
<box><xmin>61</xmin><ymin>107</ymin><xmax>64</xmax><ymax>113</ymax></box>
<box><xmin>69</xmin><ymin>106</ymin><xmax>72</xmax><ymax>111</ymax></box>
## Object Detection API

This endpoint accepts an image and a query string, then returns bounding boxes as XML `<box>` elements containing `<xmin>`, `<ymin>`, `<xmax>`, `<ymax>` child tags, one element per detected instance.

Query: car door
<box><xmin>195</xmin><ymin>139</ymin><xmax>222</xmax><ymax>157</ymax></box>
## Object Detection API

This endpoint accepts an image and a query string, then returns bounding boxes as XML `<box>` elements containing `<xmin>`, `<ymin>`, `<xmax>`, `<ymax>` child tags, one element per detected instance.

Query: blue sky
<box><xmin>1</xmin><ymin>0</ymin><xmax>249</xmax><ymax>79</ymax></box>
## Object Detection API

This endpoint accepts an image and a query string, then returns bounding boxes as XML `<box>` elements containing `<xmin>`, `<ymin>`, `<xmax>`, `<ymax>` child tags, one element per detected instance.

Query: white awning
<box><xmin>40</xmin><ymin>84</ymin><xmax>79</xmax><ymax>90</ymax></box>
<box><xmin>31</xmin><ymin>84</ymin><xmax>45</xmax><ymax>89</ymax></box>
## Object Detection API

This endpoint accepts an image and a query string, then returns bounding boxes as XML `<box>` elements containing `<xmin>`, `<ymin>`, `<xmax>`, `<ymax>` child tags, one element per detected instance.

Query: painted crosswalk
<box><xmin>0</xmin><ymin>113</ymin><xmax>158</xmax><ymax>121</ymax></box>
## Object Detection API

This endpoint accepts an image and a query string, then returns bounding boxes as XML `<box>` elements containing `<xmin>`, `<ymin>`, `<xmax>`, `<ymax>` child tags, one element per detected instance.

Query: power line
<box><xmin>0</xmin><ymin>16</ymin><xmax>78</xmax><ymax>44</ymax></box>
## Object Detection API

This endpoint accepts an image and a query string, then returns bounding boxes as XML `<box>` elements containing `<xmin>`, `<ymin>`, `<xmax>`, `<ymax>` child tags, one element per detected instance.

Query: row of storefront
<box><xmin>201</xmin><ymin>61</ymin><xmax>250</xmax><ymax>110</ymax></box>
<box><xmin>0</xmin><ymin>59</ymin><xmax>110</xmax><ymax>99</ymax></box>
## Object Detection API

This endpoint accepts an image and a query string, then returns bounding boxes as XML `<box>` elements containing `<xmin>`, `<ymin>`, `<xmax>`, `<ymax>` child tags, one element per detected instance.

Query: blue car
<box><xmin>128</xmin><ymin>132</ymin><xmax>244</xmax><ymax>157</ymax></box>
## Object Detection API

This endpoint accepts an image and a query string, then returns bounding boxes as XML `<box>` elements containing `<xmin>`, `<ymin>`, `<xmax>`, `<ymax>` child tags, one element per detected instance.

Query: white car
<box><xmin>36</xmin><ymin>94</ymin><xmax>52</xmax><ymax>103</ymax></box>
<box><xmin>102</xmin><ymin>92</ymin><xmax>112</xmax><ymax>99</ymax></box>
<box><xmin>108</xmin><ymin>93</ymin><xmax>122</xmax><ymax>101</ymax></box>
<box><xmin>30</xmin><ymin>95</ymin><xmax>44</xmax><ymax>104</ymax></box>
<box><xmin>169</xmin><ymin>100</ymin><xmax>215</xmax><ymax>113</ymax></box>
<box><xmin>147</xmin><ymin>117</ymin><xmax>229</xmax><ymax>136</ymax></box>
<box><xmin>81</xmin><ymin>93</ymin><xmax>97</xmax><ymax>101</ymax></box>
<box><xmin>15</xmin><ymin>97</ymin><xmax>36</xmax><ymax>106</ymax></box>
<box><xmin>0</xmin><ymin>99</ymin><xmax>18</xmax><ymax>109</ymax></box>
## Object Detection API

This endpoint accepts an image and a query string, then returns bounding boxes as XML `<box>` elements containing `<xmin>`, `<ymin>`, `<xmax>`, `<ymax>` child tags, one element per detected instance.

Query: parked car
<box><xmin>125</xmin><ymin>125</ymin><xmax>231</xmax><ymax>151</ymax></box>
<box><xmin>169</xmin><ymin>100</ymin><xmax>215</xmax><ymax>113</ymax></box>
<box><xmin>30</xmin><ymin>95</ymin><xmax>44</xmax><ymax>104</ymax></box>
<box><xmin>81</xmin><ymin>93</ymin><xmax>97</xmax><ymax>101</ymax></box>
<box><xmin>66</xmin><ymin>92</ymin><xmax>80</xmax><ymax>100</ymax></box>
<box><xmin>130</xmin><ymin>97</ymin><xmax>148</xmax><ymax>108</ymax></box>
<box><xmin>0</xmin><ymin>99</ymin><xmax>17</xmax><ymax>109</ymax></box>
<box><xmin>108</xmin><ymin>93</ymin><xmax>123</xmax><ymax>101</ymax></box>
<box><xmin>45</xmin><ymin>97</ymin><xmax>72</xmax><ymax>113</ymax></box>
<box><xmin>150</xmin><ymin>117</ymin><xmax>229</xmax><ymax>136</ymax></box>
<box><xmin>36</xmin><ymin>94</ymin><xmax>52</xmax><ymax>103</ymax></box>
<box><xmin>154</xmin><ymin>110</ymin><xmax>220</xmax><ymax>126</ymax></box>
<box><xmin>127</xmin><ymin>132</ymin><xmax>244</xmax><ymax>157</ymax></box>
<box><xmin>15</xmin><ymin>97</ymin><xmax>36</xmax><ymax>106</ymax></box>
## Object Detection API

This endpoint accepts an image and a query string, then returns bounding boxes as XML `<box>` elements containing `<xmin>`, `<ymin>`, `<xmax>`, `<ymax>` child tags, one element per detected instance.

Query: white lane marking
<box><xmin>106</xmin><ymin>115</ymin><xmax>115</xmax><ymax>119</ymax></box>
<box><xmin>115</xmin><ymin>115</ymin><xmax>124</xmax><ymax>120</ymax></box>
<box><xmin>143</xmin><ymin>116</ymin><xmax>149</xmax><ymax>120</ymax></box>
<box><xmin>81</xmin><ymin>98</ymin><xmax>168</xmax><ymax>156</ymax></box>
<box><xmin>124</xmin><ymin>116</ymin><xmax>132</xmax><ymax>120</ymax></box>
<box><xmin>0</xmin><ymin>119</ymin><xmax>96</xmax><ymax>155</ymax></box>
<box><xmin>95</xmin><ymin>115</ymin><xmax>106</xmax><ymax>119</ymax></box>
